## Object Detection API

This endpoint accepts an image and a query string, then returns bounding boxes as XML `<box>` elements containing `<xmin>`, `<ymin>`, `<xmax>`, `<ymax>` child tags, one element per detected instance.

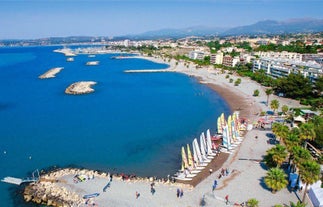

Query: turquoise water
<box><xmin>0</xmin><ymin>46</ymin><xmax>231</xmax><ymax>206</ymax></box>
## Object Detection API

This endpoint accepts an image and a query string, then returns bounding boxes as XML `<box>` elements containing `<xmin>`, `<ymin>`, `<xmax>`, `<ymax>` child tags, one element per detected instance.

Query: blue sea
<box><xmin>0</xmin><ymin>46</ymin><xmax>230</xmax><ymax>206</ymax></box>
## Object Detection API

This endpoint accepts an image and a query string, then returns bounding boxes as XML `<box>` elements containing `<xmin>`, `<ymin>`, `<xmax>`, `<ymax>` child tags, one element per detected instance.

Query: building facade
<box><xmin>253</xmin><ymin>57</ymin><xmax>323</xmax><ymax>81</ymax></box>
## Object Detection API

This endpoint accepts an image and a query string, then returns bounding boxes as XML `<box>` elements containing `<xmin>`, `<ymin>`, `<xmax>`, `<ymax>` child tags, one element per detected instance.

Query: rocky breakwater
<box><xmin>65</xmin><ymin>81</ymin><xmax>97</xmax><ymax>95</ymax></box>
<box><xmin>39</xmin><ymin>67</ymin><xmax>64</xmax><ymax>79</ymax></box>
<box><xmin>23</xmin><ymin>168</ymin><xmax>107</xmax><ymax>207</ymax></box>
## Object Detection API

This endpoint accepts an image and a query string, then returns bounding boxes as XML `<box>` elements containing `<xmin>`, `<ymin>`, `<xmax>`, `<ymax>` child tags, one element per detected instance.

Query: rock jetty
<box><xmin>65</xmin><ymin>81</ymin><xmax>97</xmax><ymax>95</ymax></box>
<box><xmin>39</xmin><ymin>67</ymin><xmax>63</xmax><ymax>79</ymax></box>
<box><xmin>23</xmin><ymin>168</ymin><xmax>103</xmax><ymax>207</ymax></box>
<box><xmin>23</xmin><ymin>168</ymin><xmax>190</xmax><ymax>207</ymax></box>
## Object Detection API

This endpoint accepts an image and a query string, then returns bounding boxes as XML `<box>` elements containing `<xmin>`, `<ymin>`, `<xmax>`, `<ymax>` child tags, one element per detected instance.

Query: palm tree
<box><xmin>264</xmin><ymin>168</ymin><xmax>288</xmax><ymax>193</ymax></box>
<box><xmin>290</xmin><ymin>146</ymin><xmax>312</xmax><ymax>172</ymax></box>
<box><xmin>299</xmin><ymin>123</ymin><xmax>316</xmax><ymax>146</ymax></box>
<box><xmin>281</xmin><ymin>105</ymin><xmax>289</xmax><ymax>115</ymax></box>
<box><xmin>299</xmin><ymin>160</ymin><xmax>321</xmax><ymax>203</ymax></box>
<box><xmin>285</xmin><ymin>133</ymin><xmax>300</xmax><ymax>151</ymax></box>
<box><xmin>292</xmin><ymin>146</ymin><xmax>312</xmax><ymax>167</ymax></box>
<box><xmin>290</xmin><ymin>201</ymin><xmax>306</xmax><ymax>207</ymax></box>
<box><xmin>264</xmin><ymin>145</ymin><xmax>288</xmax><ymax>168</ymax></box>
<box><xmin>247</xmin><ymin>198</ymin><xmax>259</xmax><ymax>207</ymax></box>
<box><xmin>272</xmin><ymin>122</ymin><xmax>289</xmax><ymax>142</ymax></box>
<box><xmin>270</xmin><ymin>99</ymin><xmax>280</xmax><ymax>114</ymax></box>
<box><xmin>265</xmin><ymin>88</ymin><xmax>273</xmax><ymax>106</ymax></box>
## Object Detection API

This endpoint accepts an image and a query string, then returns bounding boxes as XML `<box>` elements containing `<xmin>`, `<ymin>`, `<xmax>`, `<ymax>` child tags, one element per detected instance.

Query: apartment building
<box><xmin>210</xmin><ymin>52</ymin><xmax>224</xmax><ymax>64</ymax></box>
<box><xmin>253</xmin><ymin>57</ymin><xmax>323</xmax><ymax>81</ymax></box>
<box><xmin>188</xmin><ymin>51</ymin><xmax>205</xmax><ymax>60</ymax></box>
<box><xmin>255</xmin><ymin>51</ymin><xmax>302</xmax><ymax>61</ymax></box>
<box><xmin>223</xmin><ymin>55</ymin><xmax>240</xmax><ymax>67</ymax></box>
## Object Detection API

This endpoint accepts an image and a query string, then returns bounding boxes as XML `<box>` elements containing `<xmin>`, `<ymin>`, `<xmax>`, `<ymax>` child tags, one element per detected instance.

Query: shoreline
<box><xmin>135</xmin><ymin>55</ymin><xmax>304</xmax><ymax>121</ymax></box>
<box><xmin>21</xmin><ymin>53</ymin><xmax>305</xmax><ymax>206</ymax></box>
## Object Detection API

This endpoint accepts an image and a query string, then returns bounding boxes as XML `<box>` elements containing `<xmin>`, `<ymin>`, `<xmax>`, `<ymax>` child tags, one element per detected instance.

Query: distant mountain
<box><xmin>122</xmin><ymin>26</ymin><xmax>228</xmax><ymax>40</ymax></box>
<box><xmin>223</xmin><ymin>18</ymin><xmax>323</xmax><ymax>36</ymax></box>
<box><xmin>119</xmin><ymin>18</ymin><xmax>323</xmax><ymax>40</ymax></box>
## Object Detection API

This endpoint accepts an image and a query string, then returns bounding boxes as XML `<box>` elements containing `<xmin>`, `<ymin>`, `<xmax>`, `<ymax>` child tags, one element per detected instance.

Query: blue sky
<box><xmin>0</xmin><ymin>0</ymin><xmax>323</xmax><ymax>39</ymax></box>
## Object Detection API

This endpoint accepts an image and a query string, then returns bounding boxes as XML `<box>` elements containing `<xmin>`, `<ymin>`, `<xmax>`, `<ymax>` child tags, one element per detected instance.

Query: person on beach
<box><xmin>180</xmin><ymin>189</ymin><xmax>184</xmax><ymax>198</ymax></box>
<box><xmin>136</xmin><ymin>191</ymin><xmax>140</xmax><ymax>199</ymax></box>
<box><xmin>212</xmin><ymin>180</ymin><xmax>218</xmax><ymax>192</ymax></box>
<box><xmin>176</xmin><ymin>188</ymin><xmax>180</xmax><ymax>198</ymax></box>
<box><xmin>109</xmin><ymin>174</ymin><xmax>113</xmax><ymax>182</ymax></box>
<box><xmin>151</xmin><ymin>187</ymin><xmax>156</xmax><ymax>195</ymax></box>
<box><xmin>225</xmin><ymin>195</ymin><xmax>229</xmax><ymax>205</ymax></box>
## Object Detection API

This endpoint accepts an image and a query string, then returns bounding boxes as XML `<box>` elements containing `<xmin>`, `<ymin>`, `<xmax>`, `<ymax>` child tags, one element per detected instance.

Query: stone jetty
<box><xmin>39</xmin><ymin>67</ymin><xmax>63</xmax><ymax>79</ymax></box>
<box><xmin>65</xmin><ymin>81</ymin><xmax>97</xmax><ymax>95</ymax></box>
<box><xmin>23</xmin><ymin>168</ymin><xmax>191</xmax><ymax>207</ymax></box>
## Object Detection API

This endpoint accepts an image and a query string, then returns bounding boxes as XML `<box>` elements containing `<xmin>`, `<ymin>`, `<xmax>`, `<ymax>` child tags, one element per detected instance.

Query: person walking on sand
<box><xmin>225</xmin><ymin>195</ymin><xmax>229</xmax><ymax>205</ymax></box>
<box><xmin>180</xmin><ymin>188</ymin><xmax>184</xmax><ymax>198</ymax></box>
<box><xmin>176</xmin><ymin>188</ymin><xmax>180</xmax><ymax>198</ymax></box>
<box><xmin>136</xmin><ymin>191</ymin><xmax>140</xmax><ymax>199</ymax></box>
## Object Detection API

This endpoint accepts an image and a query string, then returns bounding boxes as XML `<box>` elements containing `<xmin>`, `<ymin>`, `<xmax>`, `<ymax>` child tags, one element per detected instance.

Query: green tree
<box><xmin>253</xmin><ymin>89</ymin><xmax>260</xmax><ymax>97</ymax></box>
<box><xmin>233</xmin><ymin>78</ymin><xmax>241</xmax><ymax>87</ymax></box>
<box><xmin>291</xmin><ymin>146</ymin><xmax>312</xmax><ymax>169</ymax></box>
<box><xmin>315</xmin><ymin>76</ymin><xmax>323</xmax><ymax>96</ymax></box>
<box><xmin>272</xmin><ymin>122</ymin><xmax>289</xmax><ymax>141</ymax></box>
<box><xmin>274</xmin><ymin>73</ymin><xmax>313</xmax><ymax>99</ymax></box>
<box><xmin>281</xmin><ymin>105</ymin><xmax>289</xmax><ymax>115</ymax></box>
<box><xmin>299</xmin><ymin>160</ymin><xmax>321</xmax><ymax>203</ymax></box>
<box><xmin>285</xmin><ymin>134</ymin><xmax>300</xmax><ymax>151</ymax></box>
<box><xmin>265</xmin><ymin>88</ymin><xmax>273</xmax><ymax>106</ymax></box>
<box><xmin>264</xmin><ymin>145</ymin><xmax>288</xmax><ymax>168</ymax></box>
<box><xmin>270</xmin><ymin>99</ymin><xmax>280</xmax><ymax>114</ymax></box>
<box><xmin>290</xmin><ymin>201</ymin><xmax>306</xmax><ymax>207</ymax></box>
<box><xmin>299</xmin><ymin>123</ymin><xmax>316</xmax><ymax>144</ymax></box>
<box><xmin>264</xmin><ymin>168</ymin><xmax>288</xmax><ymax>193</ymax></box>
<box><xmin>247</xmin><ymin>198</ymin><xmax>259</xmax><ymax>207</ymax></box>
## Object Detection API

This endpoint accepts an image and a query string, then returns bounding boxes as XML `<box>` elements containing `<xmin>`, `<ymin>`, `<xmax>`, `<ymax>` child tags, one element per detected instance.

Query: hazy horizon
<box><xmin>1</xmin><ymin>0</ymin><xmax>323</xmax><ymax>39</ymax></box>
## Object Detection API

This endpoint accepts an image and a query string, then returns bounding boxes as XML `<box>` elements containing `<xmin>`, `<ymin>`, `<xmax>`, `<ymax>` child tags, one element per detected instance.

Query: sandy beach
<box><xmin>25</xmin><ymin>55</ymin><xmax>307</xmax><ymax>207</ymax></box>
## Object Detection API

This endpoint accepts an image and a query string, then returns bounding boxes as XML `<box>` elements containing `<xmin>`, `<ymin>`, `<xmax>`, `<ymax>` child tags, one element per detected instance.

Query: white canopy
<box><xmin>294</xmin><ymin>115</ymin><xmax>306</xmax><ymax>123</ymax></box>
<box><xmin>308</xmin><ymin>181</ymin><xmax>323</xmax><ymax>207</ymax></box>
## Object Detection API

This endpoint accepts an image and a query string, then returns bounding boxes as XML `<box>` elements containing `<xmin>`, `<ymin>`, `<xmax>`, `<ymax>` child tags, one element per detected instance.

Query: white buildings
<box><xmin>222</xmin><ymin>55</ymin><xmax>240</xmax><ymax>67</ymax></box>
<box><xmin>210</xmin><ymin>52</ymin><xmax>223</xmax><ymax>64</ymax></box>
<box><xmin>188</xmin><ymin>51</ymin><xmax>205</xmax><ymax>60</ymax></box>
<box><xmin>253</xmin><ymin>57</ymin><xmax>323</xmax><ymax>81</ymax></box>
<box><xmin>254</xmin><ymin>51</ymin><xmax>302</xmax><ymax>61</ymax></box>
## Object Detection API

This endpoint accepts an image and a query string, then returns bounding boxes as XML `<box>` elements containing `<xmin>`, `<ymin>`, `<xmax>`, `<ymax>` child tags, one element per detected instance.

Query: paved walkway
<box><xmin>194</xmin><ymin>129</ymin><xmax>302</xmax><ymax>207</ymax></box>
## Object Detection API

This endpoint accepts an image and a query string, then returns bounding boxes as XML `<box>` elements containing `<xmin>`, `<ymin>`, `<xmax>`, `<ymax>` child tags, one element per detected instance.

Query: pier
<box><xmin>1</xmin><ymin>169</ymin><xmax>40</xmax><ymax>185</ymax></box>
